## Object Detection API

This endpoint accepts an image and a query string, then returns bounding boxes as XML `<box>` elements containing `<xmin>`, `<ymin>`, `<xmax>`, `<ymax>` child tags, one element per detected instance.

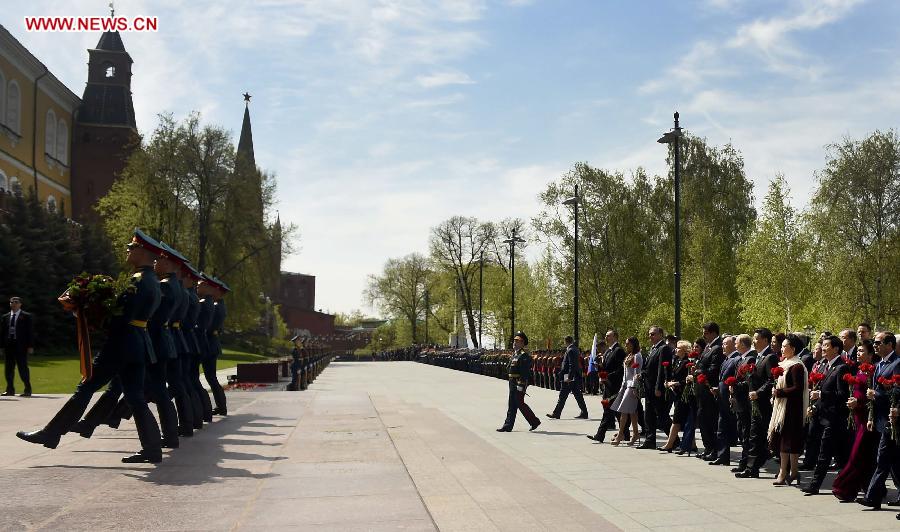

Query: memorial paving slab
<box><xmin>0</xmin><ymin>361</ymin><xmax>895</xmax><ymax>531</ymax></box>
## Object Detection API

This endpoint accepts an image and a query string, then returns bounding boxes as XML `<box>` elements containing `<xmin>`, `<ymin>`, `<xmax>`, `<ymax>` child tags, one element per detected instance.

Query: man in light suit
<box><xmin>1</xmin><ymin>297</ymin><xmax>34</xmax><ymax>397</ymax></box>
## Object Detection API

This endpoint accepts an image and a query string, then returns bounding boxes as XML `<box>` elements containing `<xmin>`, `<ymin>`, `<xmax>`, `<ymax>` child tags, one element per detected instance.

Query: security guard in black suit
<box><xmin>2</xmin><ymin>296</ymin><xmax>34</xmax><ymax>396</ymax></box>
<box><xmin>497</xmin><ymin>331</ymin><xmax>541</xmax><ymax>432</ymax></box>
<box><xmin>17</xmin><ymin>229</ymin><xmax>165</xmax><ymax>463</ymax></box>
<box><xmin>547</xmin><ymin>335</ymin><xmax>588</xmax><ymax>419</ymax></box>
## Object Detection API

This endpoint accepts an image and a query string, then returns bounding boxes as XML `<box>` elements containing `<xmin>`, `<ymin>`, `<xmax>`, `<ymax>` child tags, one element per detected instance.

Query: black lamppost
<box><xmin>479</xmin><ymin>250</ymin><xmax>484</xmax><ymax>348</ymax></box>
<box><xmin>503</xmin><ymin>232</ymin><xmax>525</xmax><ymax>347</ymax></box>
<box><xmin>424</xmin><ymin>288</ymin><xmax>429</xmax><ymax>345</ymax></box>
<box><xmin>563</xmin><ymin>185</ymin><xmax>579</xmax><ymax>348</ymax></box>
<box><xmin>658</xmin><ymin>111</ymin><xmax>683</xmax><ymax>339</ymax></box>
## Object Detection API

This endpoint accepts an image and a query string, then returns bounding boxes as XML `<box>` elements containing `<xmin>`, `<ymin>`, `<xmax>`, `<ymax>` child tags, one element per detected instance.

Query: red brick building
<box><xmin>276</xmin><ymin>272</ymin><xmax>336</xmax><ymax>337</ymax></box>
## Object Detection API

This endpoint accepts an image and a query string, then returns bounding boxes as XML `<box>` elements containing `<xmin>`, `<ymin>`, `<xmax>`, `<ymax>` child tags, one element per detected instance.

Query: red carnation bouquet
<box><xmin>809</xmin><ymin>372</ymin><xmax>825</xmax><ymax>388</ymax></box>
<box><xmin>696</xmin><ymin>374</ymin><xmax>708</xmax><ymax>386</ymax></box>
<box><xmin>688</xmin><ymin>349</ymin><xmax>700</xmax><ymax>360</ymax></box>
<box><xmin>599</xmin><ymin>371</ymin><xmax>609</xmax><ymax>381</ymax></box>
<box><xmin>724</xmin><ymin>376</ymin><xmax>737</xmax><ymax>387</ymax></box>
<box><xmin>771</xmin><ymin>366</ymin><xmax>785</xmax><ymax>379</ymax></box>
<box><xmin>662</xmin><ymin>361</ymin><xmax>670</xmax><ymax>367</ymax></box>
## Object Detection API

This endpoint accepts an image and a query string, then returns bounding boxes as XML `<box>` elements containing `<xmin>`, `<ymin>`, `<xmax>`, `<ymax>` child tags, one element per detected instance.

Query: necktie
<box><xmin>9</xmin><ymin>313</ymin><xmax>16</xmax><ymax>339</ymax></box>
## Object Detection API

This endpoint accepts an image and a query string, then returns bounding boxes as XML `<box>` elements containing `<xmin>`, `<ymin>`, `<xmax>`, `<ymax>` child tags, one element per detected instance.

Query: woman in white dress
<box><xmin>611</xmin><ymin>336</ymin><xmax>643</xmax><ymax>446</ymax></box>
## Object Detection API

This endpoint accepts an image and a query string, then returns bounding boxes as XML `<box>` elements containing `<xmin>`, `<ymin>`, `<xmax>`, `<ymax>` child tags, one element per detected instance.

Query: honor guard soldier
<box><xmin>174</xmin><ymin>260</ymin><xmax>204</xmax><ymax>430</ymax></box>
<box><xmin>497</xmin><ymin>331</ymin><xmax>541</xmax><ymax>432</ymax></box>
<box><xmin>197</xmin><ymin>274</ymin><xmax>228</xmax><ymax>416</ymax></box>
<box><xmin>18</xmin><ymin>229</ymin><xmax>165</xmax><ymax>463</ymax></box>
<box><xmin>186</xmin><ymin>266</ymin><xmax>213</xmax><ymax>422</ymax></box>
<box><xmin>159</xmin><ymin>243</ymin><xmax>195</xmax><ymax>438</ymax></box>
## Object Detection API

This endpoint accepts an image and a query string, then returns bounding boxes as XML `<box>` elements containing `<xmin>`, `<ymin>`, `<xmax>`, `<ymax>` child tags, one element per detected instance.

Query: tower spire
<box><xmin>237</xmin><ymin>92</ymin><xmax>255</xmax><ymax>168</ymax></box>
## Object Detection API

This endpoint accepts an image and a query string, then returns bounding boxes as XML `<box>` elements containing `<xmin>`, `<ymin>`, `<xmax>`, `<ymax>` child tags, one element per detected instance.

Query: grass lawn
<box><xmin>6</xmin><ymin>346</ymin><xmax>272</xmax><ymax>394</ymax></box>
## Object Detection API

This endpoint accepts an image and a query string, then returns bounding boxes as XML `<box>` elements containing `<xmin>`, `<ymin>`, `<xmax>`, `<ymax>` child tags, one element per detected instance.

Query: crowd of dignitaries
<box><xmin>415</xmin><ymin>322</ymin><xmax>900</xmax><ymax>517</ymax></box>
<box><xmin>16</xmin><ymin>229</ymin><xmax>230</xmax><ymax>464</ymax></box>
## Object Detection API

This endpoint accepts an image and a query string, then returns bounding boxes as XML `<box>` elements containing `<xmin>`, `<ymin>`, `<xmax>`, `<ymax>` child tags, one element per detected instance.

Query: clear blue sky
<box><xmin>8</xmin><ymin>0</ymin><xmax>900</xmax><ymax>316</ymax></box>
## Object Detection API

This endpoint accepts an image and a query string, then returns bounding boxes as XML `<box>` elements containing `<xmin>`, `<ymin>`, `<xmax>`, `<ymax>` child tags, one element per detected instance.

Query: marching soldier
<box><xmin>200</xmin><ymin>275</ymin><xmax>229</xmax><ymax>416</ymax></box>
<box><xmin>497</xmin><ymin>331</ymin><xmax>541</xmax><ymax>432</ymax></box>
<box><xmin>159</xmin><ymin>243</ymin><xmax>194</xmax><ymax>438</ymax></box>
<box><xmin>186</xmin><ymin>267</ymin><xmax>213</xmax><ymax>423</ymax></box>
<box><xmin>17</xmin><ymin>229</ymin><xmax>165</xmax><ymax>463</ymax></box>
<box><xmin>174</xmin><ymin>260</ymin><xmax>205</xmax><ymax>430</ymax></box>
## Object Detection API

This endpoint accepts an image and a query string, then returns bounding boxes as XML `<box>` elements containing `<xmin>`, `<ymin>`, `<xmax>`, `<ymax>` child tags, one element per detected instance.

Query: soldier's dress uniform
<box><xmin>497</xmin><ymin>332</ymin><xmax>541</xmax><ymax>432</ymax></box>
<box><xmin>204</xmin><ymin>279</ymin><xmax>228</xmax><ymax>415</ymax></box>
<box><xmin>176</xmin><ymin>275</ymin><xmax>204</xmax><ymax>430</ymax></box>
<box><xmin>195</xmin><ymin>284</ymin><xmax>216</xmax><ymax>420</ymax></box>
<box><xmin>17</xmin><ymin>230</ymin><xmax>165</xmax><ymax>462</ymax></box>
<box><xmin>144</xmin><ymin>268</ymin><xmax>182</xmax><ymax>448</ymax></box>
<box><xmin>187</xmin><ymin>279</ymin><xmax>214</xmax><ymax>422</ymax></box>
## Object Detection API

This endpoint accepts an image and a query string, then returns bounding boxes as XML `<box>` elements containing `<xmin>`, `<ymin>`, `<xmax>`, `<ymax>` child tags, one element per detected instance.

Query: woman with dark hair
<box><xmin>659</xmin><ymin>340</ymin><xmax>692</xmax><ymax>452</ymax></box>
<box><xmin>771</xmin><ymin>332</ymin><xmax>786</xmax><ymax>358</ymax></box>
<box><xmin>831</xmin><ymin>339</ymin><xmax>879</xmax><ymax>501</ymax></box>
<box><xmin>610</xmin><ymin>336</ymin><xmax>642</xmax><ymax>446</ymax></box>
<box><xmin>768</xmin><ymin>333</ymin><xmax>809</xmax><ymax>485</ymax></box>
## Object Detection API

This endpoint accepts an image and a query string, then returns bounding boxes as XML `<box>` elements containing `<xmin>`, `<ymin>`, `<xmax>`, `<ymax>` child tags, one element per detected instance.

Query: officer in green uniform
<box><xmin>203</xmin><ymin>276</ymin><xmax>229</xmax><ymax>416</ymax></box>
<box><xmin>158</xmin><ymin>243</ymin><xmax>194</xmax><ymax>438</ymax></box>
<box><xmin>17</xmin><ymin>229</ymin><xmax>165</xmax><ymax>463</ymax></box>
<box><xmin>497</xmin><ymin>331</ymin><xmax>541</xmax><ymax>432</ymax></box>
<box><xmin>186</xmin><ymin>266</ymin><xmax>213</xmax><ymax>422</ymax></box>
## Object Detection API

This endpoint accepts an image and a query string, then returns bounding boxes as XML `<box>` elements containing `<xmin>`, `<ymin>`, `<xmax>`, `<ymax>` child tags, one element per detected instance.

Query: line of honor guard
<box><xmin>16</xmin><ymin>229</ymin><xmax>229</xmax><ymax>463</ymax></box>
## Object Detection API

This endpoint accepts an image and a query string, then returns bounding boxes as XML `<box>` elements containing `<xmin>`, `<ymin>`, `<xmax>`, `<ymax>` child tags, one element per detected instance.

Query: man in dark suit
<box><xmin>839</xmin><ymin>329</ymin><xmax>858</xmax><ymax>362</ymax></box>
<box><xmin>695</xmin><ymin>322</ymin><xmax>724</xmax><ymax>460</ymax></box>
<box><xmin>802</xmin><ymin>334</ymin><xmax>852</xmax><ymax>494</ymax></box>
<box><xmin>637</xmin><ymin>326</ymin><xmax>673</xmax><ymax>449</ymax></box>
<box><xmin>857</xmin><ymin>332</ymin><xmax>900</xmax><ymax>509</ymax></box>
<box><xmin>1</xmin><ymin>297</ymin><xmax>34</xmax><ymax>396</ymax></box>
<box><xmin>710</xmin><ymin>335</ymin><xmax>740</xmax><ymax>465</ymax></box>
<box><xmin>800</xmin><ymin>342</ymin><xmax>828</xmax><ymax>470</ymax></box>
<box><xmin>548</xmin><ymin>336</ymin><xmax>588</xmax><ymax>419</ymax></box>
<box><xmin>798</xmin><ymin>336</ymin><xmax>813</xmax><ymax>373</ymax></box>
<box><xmin>587</xmin><ymin>330</ymin><xmax>625</xmax><ymax>442</ymax></box>
<box><xmin>728</xmin><ymin>334</ymin><xmax>756</xmax><ymax>474</ymax></box>
<box><xmin>737</xmin><ymin>327</ymin><xmax>777</xmax><ymax>478</ymax></box>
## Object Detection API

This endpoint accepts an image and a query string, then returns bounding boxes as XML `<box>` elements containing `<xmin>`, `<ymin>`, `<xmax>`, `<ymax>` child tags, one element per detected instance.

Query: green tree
<box><xmin>737</xmin><ymin>175</ymin><xmax>813</xmax><ymax>331</ymax></box>
<box><xmin>365</xmin><ymin>253</ymin><xmax>430</xmax><ymax>343</ymax></box>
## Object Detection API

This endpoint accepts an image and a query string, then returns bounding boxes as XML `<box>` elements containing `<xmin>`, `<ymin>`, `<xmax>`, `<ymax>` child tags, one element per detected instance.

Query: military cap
<box><xmin>182</xmin><ymin>262</ymin><xmax>202</xmax><ymax>280</ymax></box>
<box><xmin>159</xmin><ymin>242</ymin><xmax>188</xmax><ymax>263</ymax></box>
<box><xmin>514</xmin><ymin>331</ymin><xmax>528</xmax><ymax>345</ymax></box>
<box><xmin>128</xmin><ymin>228</ymin><xmax>166</xmax><ymax>256</ymax></box>
<box><xmin>211</xmin><ymin>276</ymin><xmax>231</xmax><ymax>293</ymax></box>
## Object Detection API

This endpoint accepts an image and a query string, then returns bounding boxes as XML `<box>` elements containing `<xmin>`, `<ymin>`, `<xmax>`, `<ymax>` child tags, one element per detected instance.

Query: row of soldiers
<box><xmin>416</xmin><ymin>346</ymin><xmax>575</xmax><ymax>390</ymax></box>
<box><xmin>288</xmin><ymin>338</ymin><xmax>333</xmax><ymax>391</ymax></box>
<box><xmin>16</xmin><ymin>229</ymin><xmax>229</xmax><ymax>464</ymax></box>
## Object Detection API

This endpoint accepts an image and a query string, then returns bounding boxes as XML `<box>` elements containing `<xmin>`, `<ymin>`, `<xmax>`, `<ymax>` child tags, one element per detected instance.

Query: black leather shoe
<box><xmin>1</xmin><ymin>391</ymin><xmax>14</xmax><ymax>396</ymax></box>
<box><xmin>575</xmin><ymin>412</ymin><xmax>589</xmax><ymax>419</ymax></box>
<box><xmin>708</xmin><ymin>457</ymin><xmax>730</xmax><ymax>466</ymax></box>
<box><xmin>636</xmin><ymin>440</ymin><xmax>656</xmax><ymax>450</ymax></box>
<box><xmin>19</xmin><ymin>391</ymin><xmax>32</xmax><ymax>397</ymax></box>
<box><xmin>16</xmin><ymin>430</ymin><xmax>60</xmax><ymax>449</ymax></box>
<box><xmin>122</xmin><ymin>452</ymin><xmax>162</xmax><ymax>464</ymax></box>
<box><xmin>161</xmin><ymin>438</ymin><xmax>179</xmax><ymax>449</ymax></box>
<box><xmin>855</xmin><ymin>497</ymin><xmax>880</xmax><ymax>509</ymax></box>
<box><xmin>887</xmin><ymin>497</ymin><xmax>900</xmax><ymax>507</ymax></box>
<box><xmin>586</xmin><ymin>435</ymin><xmax>600</xmax><ymax>442</ymax></box>
<box><xmin>730</xmin><ymin>466</ymin><xmax>746</xmax><ymax>473</ymax></box>
<box><xmin>212</xmin><ymin>408</ymin><xmax>227</xmax><ymax>416</ymax></box>
<box><xmin>735</xmin><ymin>469</ymin><xmax>759</xmax><ymax>478</ymax></box>
<box><xmin>801</xmin><ymin>486</ymin><xmax>819</xmax><ymax>495</ymax></box>
<box><xmin>529</xmin><ymin>421</ymin><xmax>541</xmax><ymax>431</ymax></box>
<box><xmin>546</xmin><ymin>413</ymin><xmax>560</xmax><ymax>419</ymax></box>
<box><xmin>71</xmin><ymin>420</ymin><xmax>95</xmax><ymax>439</ymax></box>
<box><xmin>798</xmin><ymin>463</ymin><xmax>814</xmax><ymax>471</ymax></box>
<box><xmin>496</xmin><ymin>427</ymin><xmax>512</xmax><ymax>432</ymax></box>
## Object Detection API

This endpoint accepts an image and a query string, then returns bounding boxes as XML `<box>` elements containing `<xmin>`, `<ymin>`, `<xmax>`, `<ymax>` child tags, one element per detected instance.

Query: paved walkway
<box><xmin>1</xmin><ymin>361</ymin><xmax>897</xmax><ymax>531</ymax></box>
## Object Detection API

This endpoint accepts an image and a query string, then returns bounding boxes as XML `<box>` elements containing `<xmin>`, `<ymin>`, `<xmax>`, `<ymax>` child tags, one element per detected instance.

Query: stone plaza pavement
<box><xmin>0</xmin><ymin>361</ymin><xmax>897</xmax><ymax>531</ymax></box>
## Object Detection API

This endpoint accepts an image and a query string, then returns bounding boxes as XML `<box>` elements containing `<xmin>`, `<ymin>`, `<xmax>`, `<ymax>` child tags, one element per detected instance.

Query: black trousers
<box><xmin>734</xmin><ymin>409</ymin><xmax>752</xmax><ymax>467</ymax></box>
<box><xmin>644</xmin><ymin>391</ymin><xmax>672</xmax><ymax>443</ymax></box>
<box><xmin>747</xmin><ymin>408</ymin><xmax>772</xmax><ymax>471</ymax></box>
<box><xmin>146</xmin><ymin>358</ymin><xmax>179</xmax><ymax>441</ymax></box>
<box><xmin>696</xmin><ymin>386</ymin><xmax>718</xmax><ymax>454</ymax></box>
<box><xmin>42</xmin><ymin>353</ymin><xmax>161</xmax><ymax>455</ymax></box>
<box><xmin>190</xmin><ymin>356</ymin><xmax>213</xmax><ymax>421</ymax></box>
<box><xmin>181</xmin><ymin>354</ymin><xmax>204</xmax><ymax>428</ymax></box>
<box><xmin>715</xmin><ymin>398</ymin><xmax>737</xmax><ymax>462</ymax></box>
<box><xmin>810</xmin><ymin>418</ymin><xmax>849</xmax><ymax>489</ymax></box>
<box><xmin>166</xmin><ymin>355</ymin><xmax>193</xmax><ymax>434</ymax></box>
<box><xmin>4</xmin><ymin>344</ymin><xmax>30</xmax><ymax>392</ymax></box>
<box><xmin>865</xmin><ymin>428</ymin><xmax>900</xmax><ymax>502</ymax></box>
<box><xmin>502</xmin><ymin>381</ymin><xmax>538</xmax><ymax>429</ymax></box>
<box><xmin>801</xmin><ymin>416</ymin><xmax>823</xmax><ymax>467</ymax></box>
<box><xmin>552</xmin><ymin>380</ymin><xmax>588</xmax><ymax>417</ymax></box>
<box><xmin>586</xmin><ymin>371</ymin><xmax>599</xmax><ymax>394</ymax></box>
<box><xmin>202</xmin><ymin>354</ymin><xmax>227</xmax><ymax>413</ymax></box>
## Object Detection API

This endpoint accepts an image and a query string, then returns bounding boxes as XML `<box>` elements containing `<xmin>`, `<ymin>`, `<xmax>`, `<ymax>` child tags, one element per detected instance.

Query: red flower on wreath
<box><xmin>724</xmin><ymin>376</ymin><xmax>737</xmax><ymax>387</ymax></box>
<box><xmin>771</xmin><ymin>366</ymin><xmax>785</xmax><ymax>379</ymax></box>
<box><xmin>696</xmin><ymin>374</ymin><xmax>708</xmax><ymax>385</ymax></box>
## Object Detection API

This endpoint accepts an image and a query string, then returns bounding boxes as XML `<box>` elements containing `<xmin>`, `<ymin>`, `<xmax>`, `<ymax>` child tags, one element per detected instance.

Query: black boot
<box><xmin>198</xmin><ymin>388</ymin><xmax>213</xmax><ymax>422</ymax></box>
<box><xmin>186</xmin><ymin>387</ymin><xmax>204</xmax><ymax>429</ymax></box>
<box><xmin>156</xmin><ymin>399</ymin><xmax>179</xmax><ymax>449</ymax></box>
<box><xmin>123</xmin><ymin>407</ymin><xmax>162</xmax><ymax>463</ymax></box>
<box><xmin>107</xmin><ymin>397</ymin><xmax>133</xmax><ymax>429</ymax></box>
<box><xmin>78</xmin><ymin>389</ymin><xmax>122</xmax><ymax>437</ymax></box>
<box><xmin>174</xmin><ymin>392</ymin><xmax>194</xmax><ymax>437</ymax></box>
<box><xmin>17</xmin><ymin>396</ymin><xmax>88</xmax><ymax>448</ymax></box>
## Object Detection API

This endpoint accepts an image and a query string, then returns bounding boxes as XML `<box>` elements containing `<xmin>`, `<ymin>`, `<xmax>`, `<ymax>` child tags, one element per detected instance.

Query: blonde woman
<box><xmin>610</xmin><ymin>337</ymin><xmax>642</xmax><ymax>446</ymax></box>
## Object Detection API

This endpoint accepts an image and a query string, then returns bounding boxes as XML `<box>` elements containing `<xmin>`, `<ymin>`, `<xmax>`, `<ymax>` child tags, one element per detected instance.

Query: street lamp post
<box><xmin>503</xmin><ymin>232</ymin><xmax>526</xmax><ymax>348</ymax></box>
<box><xmin>563</xmin><ymin>185</ymin><xmax>579</xmax><ymax>348</ymax></box>
<box><xmin>424</xmin><ymin>288</ymin><xmax>429</xmax><ymax>345</ymax></box>
<box><xmin>658</xmin><ymin>111</ymin><xmax>683</xmax><ymax>339</ymax></box>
